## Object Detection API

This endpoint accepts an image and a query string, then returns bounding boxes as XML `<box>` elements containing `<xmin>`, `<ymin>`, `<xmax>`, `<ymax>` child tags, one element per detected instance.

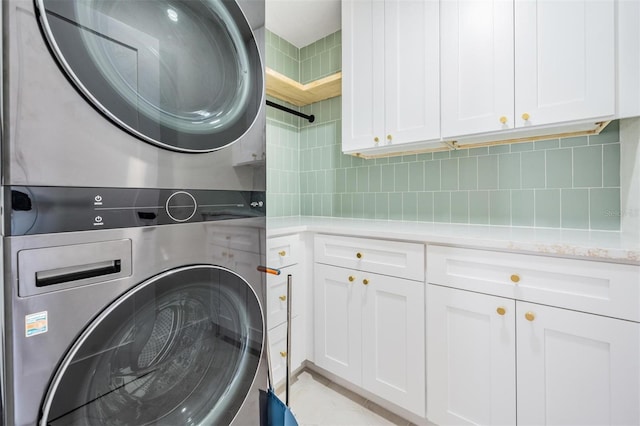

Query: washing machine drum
<box><xmin>40</xmin><ymin>265</ymin><xmax>264</xmax><ymax>425</ymax></box>
<box><xmin>36</xmin><ymin>0</ymin><xmax>263</xmax><ymax>152</ymax></box>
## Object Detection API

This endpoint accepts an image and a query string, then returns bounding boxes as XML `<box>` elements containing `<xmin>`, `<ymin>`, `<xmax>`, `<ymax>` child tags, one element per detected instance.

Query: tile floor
<box><xmin>277</xmin><ymin>369</ymin><xmax>413</xmax><ymax>426</ymax></box>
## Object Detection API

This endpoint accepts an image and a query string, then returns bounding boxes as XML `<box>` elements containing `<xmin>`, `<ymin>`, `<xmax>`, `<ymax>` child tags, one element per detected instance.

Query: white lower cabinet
<box><xmin>427</xmin><ymin>284</ymin><xmax>640</xmax><ymax>426</ymax></box>
<box><xmin>314</xmin><ymin>263</ymin><xmax>425</xmax><ymax>417</ymax></box>
<box><xmin>427</xmin><ymin>284</ymin><xmax>516</xmax><ymax>425</ymax></box>
<box><xmin>266</xmin><ymin>234</ymin><xmax>306</xmax><ymax>386</ymax></box>
<box><xmin>516</xmin><ymin>301</ymin><xmax>640</xmax><ymax>426</ymax></box>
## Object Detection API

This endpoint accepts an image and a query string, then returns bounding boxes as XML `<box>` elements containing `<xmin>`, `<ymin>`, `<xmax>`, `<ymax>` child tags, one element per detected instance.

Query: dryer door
<box><xmin>36</xmin><ymin>0</ymin><xmax>263</xmax><ymax>152</ymax></box>
<box><xmin>40</xmin><ymin>265</ymin><xmax>264</xmax><ymax>425</ymax></box>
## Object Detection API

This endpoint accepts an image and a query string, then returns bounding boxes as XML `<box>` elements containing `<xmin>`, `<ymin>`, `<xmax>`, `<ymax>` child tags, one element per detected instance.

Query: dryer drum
<box><xmin>39</xmin><ymin>265</ymin><xmax>264</xmax><ymax>426</ymax></box>
<box><xmin>35</xmin><ymin>0</ymin><xmax>264</xmax><ymax>152</ymax></box>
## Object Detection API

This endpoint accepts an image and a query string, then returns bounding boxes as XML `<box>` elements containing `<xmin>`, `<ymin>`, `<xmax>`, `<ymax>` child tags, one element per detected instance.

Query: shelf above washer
<box><xmin>266</xmin><ymin>67</ymin><xmax>341</xmax><ymax>107</ymax></box>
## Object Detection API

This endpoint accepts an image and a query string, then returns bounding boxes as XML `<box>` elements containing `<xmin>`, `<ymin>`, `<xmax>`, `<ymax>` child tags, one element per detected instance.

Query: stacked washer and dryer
<box><xmin>1</xmin><ymin>0</ymin><xmax>268</xmax><ymax>424</ymax></box>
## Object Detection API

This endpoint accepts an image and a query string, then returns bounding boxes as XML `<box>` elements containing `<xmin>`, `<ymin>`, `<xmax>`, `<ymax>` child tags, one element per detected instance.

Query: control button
<box><xmin>93</xmin><ymin>216</ymin><xmax>104</xmax><ymax>226</ymax></box>
<box><xmin>94</xmin><ymin>195</ymin><xmax>103</xmax><ymax>206</ymax></box>
<box><xmin>166</xmin><ymin>191</ymin><xmax>197</xmax><ymax>222</ymax></box>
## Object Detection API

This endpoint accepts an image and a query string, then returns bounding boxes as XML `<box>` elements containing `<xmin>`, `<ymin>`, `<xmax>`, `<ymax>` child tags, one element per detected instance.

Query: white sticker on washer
<box><xmin>25</xmin><ymin>311</ymin><xmax>48</xmax><ymax>337</ymax></box>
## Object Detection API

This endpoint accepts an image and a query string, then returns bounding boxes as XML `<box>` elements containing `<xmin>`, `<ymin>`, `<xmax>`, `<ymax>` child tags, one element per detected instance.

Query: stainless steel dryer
<box><xmin>1</xmin><ymin>186</ymin><xmax>267</xmax><ymax>426</ymax></box>
<box><xmin>2</xmin><ymin>0</ymin><xmax>265</xmax><ymax>189</ymax></box>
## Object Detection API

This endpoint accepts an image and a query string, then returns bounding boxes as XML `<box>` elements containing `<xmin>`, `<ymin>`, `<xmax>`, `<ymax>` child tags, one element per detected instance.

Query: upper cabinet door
<box><xmin>441</xmin><ymin>0</ymin><xmax>514</xmax><ymax>138</ymax></box>
<box><xmin>514</xmin><ymin>0</ymin><xmax>615</xmax><ymax>128</ymax></box>
<box><xmin>384</xmin><ymin>0</ymin><xmax>440</xmax><ymax>145</ymax></box>
<box><xmin>342</xmin><ymin>0</ymin><xmax>385</xmax><ymax>152</ymax></box>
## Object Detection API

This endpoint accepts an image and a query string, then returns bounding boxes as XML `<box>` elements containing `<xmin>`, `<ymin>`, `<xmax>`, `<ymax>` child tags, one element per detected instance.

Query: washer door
<box><xmin>40</xmin><ymin>265</ymin><xmax>264</xmax><ymax>425</ymax></box>
<box><xmin>36</xmin><ymin>0</ymin><xmax>263</xmax><ymax>152</ymax></box>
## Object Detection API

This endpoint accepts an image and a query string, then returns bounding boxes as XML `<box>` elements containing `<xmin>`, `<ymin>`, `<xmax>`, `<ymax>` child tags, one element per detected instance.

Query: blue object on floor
<box><xmin>260</xmin><ymin>387</ymin><xmax>298</xmax><ymax>426</ymax></box>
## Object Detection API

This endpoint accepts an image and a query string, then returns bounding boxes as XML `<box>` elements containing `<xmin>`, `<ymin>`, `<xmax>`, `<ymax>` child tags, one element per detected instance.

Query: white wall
<box><xmin>620</xmin><ymin>118</ymin><xmax>640</xmax><ymax>238</ymax></box>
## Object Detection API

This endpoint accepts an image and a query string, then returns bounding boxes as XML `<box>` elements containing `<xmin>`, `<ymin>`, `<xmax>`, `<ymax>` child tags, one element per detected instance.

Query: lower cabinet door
<box><xmin>516</xmin><ymin>302</ymin><xmax>640</xmax><ymax>426</ymax></box>
<box><xmin>314</xmin><ymin>263</ymin><xmax>363</xmax><ymax>385</ymax></box>
<box><xmin>427</xmin><ymin>284</ymin><xmax>516</xmax><ymax>425</ymax></box>
<box><xmin>361</xmin><ymin>272</ymin><xmax>426</xmax><ymax>417</ymax></box>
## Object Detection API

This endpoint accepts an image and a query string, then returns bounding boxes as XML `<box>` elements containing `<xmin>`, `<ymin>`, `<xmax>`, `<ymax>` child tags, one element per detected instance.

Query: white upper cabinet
<box><xmin>514</xmin><ymin>0</ymin><xmax>615</xmax><ymax>128</ymax></box>
<box><xmin>342</xmin><ymin>0</ymin><xmax>384</xmax><ymax>152</ymax></box>
<box><xmin>342</xmin><ymin>0</ymin><xmax>440</xmax><ymax>154</ymax></box>
<box><xmin>440</xmin><ymin>0</ymin><xmax>514</xmax><ymax>138</ymax></box>
<box><xmin>441</xmin><ymin>0</ymin><xmax>615</xmax><ymax>140</ymax></box>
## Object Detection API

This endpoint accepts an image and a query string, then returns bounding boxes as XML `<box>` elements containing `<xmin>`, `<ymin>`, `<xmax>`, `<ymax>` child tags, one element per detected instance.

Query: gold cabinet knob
<box><xmin>510</xmin><ymin>274</ymin><xmax>520</xmax><ymax>283</ymax></box>
<box><xmin>525</xmin><ymin>311</ymin><xmax>536</xmax><ymax>322</ymax></box>
<box><xmin>280</xmin><ymin>351</ymin><xmax>287</xmax><ymax>358</ymax></box>
<box><xmin>496</xmin><ymin>306</ymin><xmax>506</xmax><ymax>316</ymax></box>
<box><xmin>362</xmin><ymin>278</ymin><xmax>369</xmax><ymax>285</ymax></box>
<box><xmin>500</xmin><ymin>116</ymin><xmax>508</xmax><ymax>124</ymax></box>
<box><xmin>348</xmin><ymin>275</ymin><xmax>355</xmax><ymax>282</ymax></box>
<box><xmin>522</xmin><ymin>112</ymin><xmax>530</xmax><ymax>121</ymax></box>
<box><xmin>387</xmin><ymin>134</ymin><xmax>392</xmax><ymax>141</ymax></box>
<box><xmin>278</xmin><ymin>250</ymin><xmax>286</xmax><ymax>257</ymax></box>
<box><xmin>374</xmin><ymin>137</ymin><xmax>379</xmax><ymax>143</ymax></box>
<box><xmin>356</xmin><ymin>252</ymin><xmax>363</xmax><ymax>259</ymax></box>
<box><xmin>279</xmin><ymin>295</ymin><xmax>286</xmax><ymax>301</ymax></box>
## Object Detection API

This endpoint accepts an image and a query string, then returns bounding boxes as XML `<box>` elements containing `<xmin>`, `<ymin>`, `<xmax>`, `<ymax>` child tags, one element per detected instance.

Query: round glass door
<box><xmin>40</xmin><ymin>265</ymin><xmax>264</xmax><ymax>425</ymax></box>
<box><xmin>36</xmin><ymin>0</ymin><xmax>263</xmax><ymax>152</ymax></box>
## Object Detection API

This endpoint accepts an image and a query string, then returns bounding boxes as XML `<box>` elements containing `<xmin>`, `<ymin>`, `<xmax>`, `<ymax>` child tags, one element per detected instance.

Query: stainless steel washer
<box><xmin>1</xmin><ymin>187</ymin><xmax>267</xmax><ymax>426</ymax></box>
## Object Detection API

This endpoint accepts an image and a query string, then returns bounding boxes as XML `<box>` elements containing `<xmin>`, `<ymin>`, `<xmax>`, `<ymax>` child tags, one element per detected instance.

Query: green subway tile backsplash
<box><xmin>573</xmin><ymin>146</ymin><xmax>602</xmax><ymax>188</ymax></box>
<box><xmin>469</xmin><ymin>191</ymin><xmax>489</xmax><ymax>224</ymax></box>
<box><xmin>489</xmin><ymin>191</ymin><xmax>511</xmax><ymax>225</ymax></box>
<box><xmin>590</xmin><ymin>188</ymin><xmax>621</xmax><ymax>230</ymax></box>
<box><xmin>535</xmin><ymin>189</ymin><xmax>561</xmax><ymax>228</ymax></box>
<box><xmin>265</xmin><ymin>30</ymin><xmax>621</xmax><ymax>229</ymax></box>
<box><xmin>546</xmin><ymin>148</ymin><xmax>573</xmax><ymax>188</ymax></box>
<box><xmin>511</xmin><ymin>190</ymin><xmax>535</xmax><ymax>227</ymax></box>
<box><xmin>451</xmin><ymin>192</ymin><xmax>469</xmax><ymax>224</ymax></box>
<box><xmin>459</xmin><ymin>157</ymin><xmax>478</xmax><ymax>190</ymax></box>
<box><xmin>561</xmin><ymin>189</ymin><xmax>590</xmax><ymax>229</ymax></box>
<box><xmin>498</xmin><ymin>153</ymin><xmax>521</xmax><ymax>189</ymax></box>
<box><xmin>521</xmin><ymin>150</ymin><xmax>546</xmax><ymax>189</ymax></box>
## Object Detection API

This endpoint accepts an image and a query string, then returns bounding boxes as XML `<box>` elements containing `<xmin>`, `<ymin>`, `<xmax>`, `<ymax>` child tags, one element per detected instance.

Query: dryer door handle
<box><xmin>36</xmin><ymin>260</ymin><xmax>122</xmax><ymax>287</ymax></box>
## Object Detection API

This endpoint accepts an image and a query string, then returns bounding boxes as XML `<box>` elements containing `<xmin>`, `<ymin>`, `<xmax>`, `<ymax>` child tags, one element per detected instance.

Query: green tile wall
<box><xmin>300</xmin><ymin>32</ymin><xmax>342</xmax><ymax>84</ymax></box>
<box><xmin>266</xmin><ymin>30</ymin><xmax>621</xmax><ymax>230</ymax></box>
<box><xmin>266</xmin><ymin>31</ymin><xmax>299</xmax><ymax>81</ymax></box>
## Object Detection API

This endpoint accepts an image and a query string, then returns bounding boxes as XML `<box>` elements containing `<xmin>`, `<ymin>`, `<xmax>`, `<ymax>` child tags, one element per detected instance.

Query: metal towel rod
<box><xmin>266</xmin><ymin>100</ymin><xmax>315</xmax><ymax>123</ymax></box>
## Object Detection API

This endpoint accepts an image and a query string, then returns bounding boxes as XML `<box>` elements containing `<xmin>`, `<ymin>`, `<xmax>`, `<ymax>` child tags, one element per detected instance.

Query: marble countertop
<box><xmin>267</xmin><ymin>216</ymin><xmax>640</xmax><ymax>265</ymax></box>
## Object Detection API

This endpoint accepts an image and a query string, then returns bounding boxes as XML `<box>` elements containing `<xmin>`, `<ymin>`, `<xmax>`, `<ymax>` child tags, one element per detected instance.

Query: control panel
<box><xmin>5</xmin><ymin>186</ymin><xmax>266</xmax><ymax>236</ymax></box>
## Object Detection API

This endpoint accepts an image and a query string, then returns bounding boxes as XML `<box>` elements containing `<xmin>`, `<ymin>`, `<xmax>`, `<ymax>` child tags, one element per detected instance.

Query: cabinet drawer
<box><xmin>268</xmin><ymin>317</ymin><xmax>304</xmax><ymax>386</ymax></box>
<box><xmin>267</xmin><ymin>235</ymin><xmax>301</xmax><ymax>268</ymax></box>
<box><xmin>314</xmin><ymin>235</ymin><xmax>425</xmax><ymax>281</ymax></box>
<box><xmin>266</xmin><ymin>264</ymin><xmax>302</xmax><ymax>329</ymax></box>
<box><xmin>427</xmin><ymin>245</ymin><xmax>640</xmax><ymax>322</ymax></box>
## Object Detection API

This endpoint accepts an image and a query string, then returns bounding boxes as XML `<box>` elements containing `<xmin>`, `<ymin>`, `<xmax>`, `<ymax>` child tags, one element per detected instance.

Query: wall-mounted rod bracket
<box><xmin>266</xmin><ymin>100</ymin><xmax>315</xmax><ymax>123</ymax></box>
